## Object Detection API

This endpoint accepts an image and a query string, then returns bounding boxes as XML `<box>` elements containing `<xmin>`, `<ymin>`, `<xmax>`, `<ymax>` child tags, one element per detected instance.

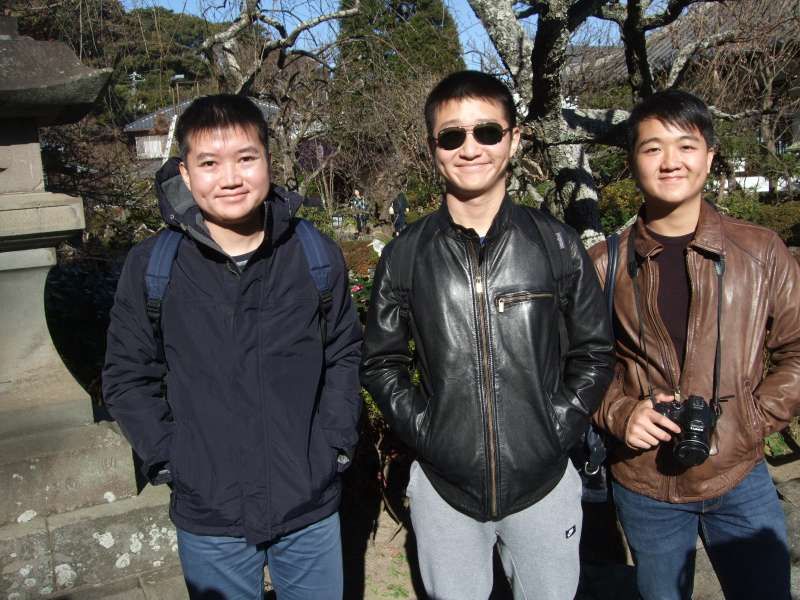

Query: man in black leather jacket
<box><xmin>361</xmin><ymin>71</ymin><xmax>615</xmax><ymax>599</ymax></box>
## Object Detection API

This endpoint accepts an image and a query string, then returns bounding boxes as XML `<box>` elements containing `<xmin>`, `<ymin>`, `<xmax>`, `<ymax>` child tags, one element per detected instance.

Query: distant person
<box><xmin>390</xmin><ymin>191</ymin><xmax>409</xmax><ymax>237</ymax></box>
<box><xmin>103</xmin><ymin>94</ymin><xmax>362</xmax><ymax>599</ymax></box>
<box><xmin>589</xmin><ymin>89</ymin><xmax>800</xmax><ymax>600</ymax></box>
<box><xmin>351</xmin><ymin>188</ymin><xmax>369</xmax><ymax>235</ymax></box>
<box><xmin>361</xmin><ymin>70</ymin><xmax>615</xmax><ymax>600</ymax></box>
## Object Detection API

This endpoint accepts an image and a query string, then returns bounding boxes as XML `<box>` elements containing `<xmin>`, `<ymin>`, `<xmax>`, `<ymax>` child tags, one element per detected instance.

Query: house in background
<box><xmin>124</xmin><ymin>97</ymin><xmax>278</xmax><ymax>160</ymax></box>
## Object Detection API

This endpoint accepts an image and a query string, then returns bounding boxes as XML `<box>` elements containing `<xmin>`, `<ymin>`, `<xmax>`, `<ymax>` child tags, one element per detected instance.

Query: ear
<box><xmin>509</xmin><ymin>126</ymin><xmax>521</xmax><ymax>157</ymax></box>
<box><xmin>178</xmin><ymin>161</ymin><xmax>192</xmax><ymax>192</ymax></box>
<box><xmin>705</xmin><ymin>148</ymin><xmax>715</xmax><ymax>174</ymax></box>
<box><xmin>427</xmin><ymin>137</ymin><xmax>436</xmax><ymax>158</ymax></box>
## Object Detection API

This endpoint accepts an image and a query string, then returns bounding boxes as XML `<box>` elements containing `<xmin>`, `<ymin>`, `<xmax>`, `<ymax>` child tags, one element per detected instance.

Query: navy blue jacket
<box><xmin>103</xmin><ymin>160</ymin><xmax>362</xmax><ymax>544</ymax></box>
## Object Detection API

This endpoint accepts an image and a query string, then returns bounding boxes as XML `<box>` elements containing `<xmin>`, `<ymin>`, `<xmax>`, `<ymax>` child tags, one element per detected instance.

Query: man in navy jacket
<box><xmin>103</xmin><ymin>95</ymin><xmax>362</xmax><ymax>599</ymax></box>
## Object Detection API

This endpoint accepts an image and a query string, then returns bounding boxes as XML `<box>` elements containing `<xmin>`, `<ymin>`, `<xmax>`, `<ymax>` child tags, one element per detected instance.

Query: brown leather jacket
<box><xmin>589</xmin><ymin>200</ymin><xmax>800</xmax><ymax>502</ymax></box>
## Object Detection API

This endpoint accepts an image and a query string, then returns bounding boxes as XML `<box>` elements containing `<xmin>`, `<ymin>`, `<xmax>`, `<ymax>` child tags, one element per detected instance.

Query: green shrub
<box><xmin>719</xmin><ymin>192</ymin><xmax>800</xmax><ymax>246</ymax></box>
<box><xmin>598</xmin><ymin>179</ymin><xmax>642</xmax><ymax>234</ymax></box>
<box><xmin>296</xmin><ymin>205</ymin><xmax>336</xmax><ymax>239</ymax></box>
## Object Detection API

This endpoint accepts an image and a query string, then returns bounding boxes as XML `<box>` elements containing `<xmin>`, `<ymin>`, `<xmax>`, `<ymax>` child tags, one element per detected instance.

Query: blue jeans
<box><xmin>613</xmin><ymin>461</ymin><xmax>789</xmax><ymax>600</ymax></box>
<box><xmin>177</xmin><ymin>512</ymin><xmax>343</xmax><ymax>600</ymax></box>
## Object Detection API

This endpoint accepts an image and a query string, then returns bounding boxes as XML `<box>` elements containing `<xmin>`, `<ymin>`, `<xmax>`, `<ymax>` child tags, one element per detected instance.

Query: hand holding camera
<box><xmin>624</xmin><ymin>392</ymin><xmax>681</xmax><ymax>450</ymax></box>
<box><xmin>653</xmin><ymin>395</ymin><xmax>718</xmax><ymax>466</ymax></box>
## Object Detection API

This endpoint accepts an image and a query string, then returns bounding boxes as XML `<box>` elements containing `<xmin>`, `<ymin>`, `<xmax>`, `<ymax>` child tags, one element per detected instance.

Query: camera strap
<box><xmin>627</xmin><ymin>230</ymin><xmax>656</xmax><ymax>401</ymax></box>
<box><xmin>627</xmin><ymin>225</ymin><xmax>725</xmax><ymax>415</ymax></box>
<box><xmin>712</xmin><ymin>256</ymin><xmax>725</xmax><ymax>417</ymax></box>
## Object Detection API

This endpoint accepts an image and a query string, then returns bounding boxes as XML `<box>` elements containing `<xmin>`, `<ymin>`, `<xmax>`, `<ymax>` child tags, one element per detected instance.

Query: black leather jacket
<box><xmin>361</xmin><ymin>198</ymin><xmax>615</xmax><ymax>521</ymax></box>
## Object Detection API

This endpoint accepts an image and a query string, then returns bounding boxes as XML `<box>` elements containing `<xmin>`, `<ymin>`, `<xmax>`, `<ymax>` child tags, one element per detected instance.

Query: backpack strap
<box><xmin>522</xmin><ymin>207</ymin><xmax>570</xmax><ymax>309</ymax></box>
<box><xmin>390</xmin><ymin>221</ymin><xmax>426</xmax><ymax>321</ymax></box>
<box><xmin>294</xmin><ymin>218</ymin><xmax>334</xmax><ymax>345</ymax></box>
<box><xmin>145</xmin><ymin>228</ymin><xmax>183</xmax><ymax>363</ymax></box>
<box><xmin>522</xmin><ymin>208</ymin><xmax>613</xmax><ymax>483</ymax></box>
<box><xmin>605</xmin><ymin>233</ymin><xmax>620</xmax><ymax>321</ymax></box>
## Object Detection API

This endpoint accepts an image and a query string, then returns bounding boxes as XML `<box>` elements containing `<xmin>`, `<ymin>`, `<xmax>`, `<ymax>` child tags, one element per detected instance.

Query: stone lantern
<box><xmin>0</xmin><ymin>18</ymin><xmax>181</xmax><ymax>598</ymax></box>
<box><xmin>0</xmin><ymin>17</ymin><xmax>109</xmax><ymax>436</ymax></box>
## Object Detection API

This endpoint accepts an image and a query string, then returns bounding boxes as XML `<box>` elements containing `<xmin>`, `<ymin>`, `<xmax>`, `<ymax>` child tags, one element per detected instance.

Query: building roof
<box><xmin>123</xmin><ymin>97</ymin><xmax>279</xmax><ymax>133</ymax></box>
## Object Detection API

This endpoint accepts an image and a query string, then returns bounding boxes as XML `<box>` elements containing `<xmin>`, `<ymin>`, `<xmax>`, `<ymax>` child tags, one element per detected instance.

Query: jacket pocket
<box><xmin>414</xmin><ymin>396</ymin><xmax>434</xmax><ymax>458</ymax></box>
<box><xmin>542</xmin><ymin>391</ymin><xmax>569</xmax><ymax>455</ymax></box>
<box><xmin>742</xmin><ymin>380</ymin><xmax>767</xmax><ymax>442</ymax></box>
<box><xmin>495</xmin><ymin>291</ymin><xmax>553</xmax><ymax>313</ymax></box>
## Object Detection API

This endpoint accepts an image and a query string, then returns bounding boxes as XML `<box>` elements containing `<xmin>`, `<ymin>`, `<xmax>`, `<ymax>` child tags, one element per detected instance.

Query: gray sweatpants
<box><xmin>407</xmin><ymin>461</ymin><xmax>582</xmax><ymax>600</ymax></box>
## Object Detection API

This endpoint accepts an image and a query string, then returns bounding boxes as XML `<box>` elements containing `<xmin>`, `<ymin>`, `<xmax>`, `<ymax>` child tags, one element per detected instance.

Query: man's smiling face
<box><xmin>632</xmin><ymin>117</ymin><xmax>714</xmax><ymax>210</ymax></box>
<box><xmin>179</xmin><ymin>125</ymin><xmax>270</xmax><ymax>232</ymax></box>
<box><xmin>430</xmin><ymin>97</ymin><xmax>520</xmax><ymax>204</ymax></box>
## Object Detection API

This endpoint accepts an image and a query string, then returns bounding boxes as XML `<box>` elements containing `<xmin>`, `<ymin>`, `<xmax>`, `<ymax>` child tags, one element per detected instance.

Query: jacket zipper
<box><xmin>644</xmin><ymin>256</ymin><xmax>683</xmax><ymax>501</ymax></box>
<box><xmin>679</xmin><ymin>249</ymin><xmax>698</xmax><ymax>401</ymax></box>
<box><xmin>644</xmin><ymin>258</ymin><xmax>682</xmax><ymax>402</ymax></box>
<box><xmin>469</xmin><ymin>242</ymin><xmax>499</xmax><ymax>518</ymax></box>
<box><xmin>495</xmin><ymin>291</ymin><xmax>553</xmax><ymax>313</ymax></box>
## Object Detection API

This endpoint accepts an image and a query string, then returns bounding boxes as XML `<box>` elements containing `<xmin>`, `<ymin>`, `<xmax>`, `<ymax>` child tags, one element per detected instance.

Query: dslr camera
<box><xmin>654</xmin><ymin>395</ymin><xmax>718</xmax><ymax>467</ymax></box>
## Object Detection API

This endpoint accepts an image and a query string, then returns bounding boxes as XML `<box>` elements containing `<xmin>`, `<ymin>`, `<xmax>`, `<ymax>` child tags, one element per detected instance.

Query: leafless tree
<box><xmin>465</xmin><ymin>0</ymin><xmax>799</xmax><ymax>241</ymax></box>
<box><xmin>198</xmin><ymin>0</ymin><xmax>360</xmax><ymax>95</ymax></box>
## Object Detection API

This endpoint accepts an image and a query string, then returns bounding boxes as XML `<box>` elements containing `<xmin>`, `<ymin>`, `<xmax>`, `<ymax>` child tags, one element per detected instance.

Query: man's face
<box><xmin>179</xmin><ymin>125</ymin><xmax>270</xmax><ymax>230</ymax></box>
<box><xmin>430</xmin><ymin>97</ymin><xmax>520</xmax><ymax>202</ymax></box>
<box><xmin>631</xmin><ymin>118</ymin><xmax>714</xmax><ymax>209</ymax></box>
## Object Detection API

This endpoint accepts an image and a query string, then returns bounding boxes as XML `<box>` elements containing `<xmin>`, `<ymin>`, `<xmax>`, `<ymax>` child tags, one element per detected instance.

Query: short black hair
<box><xmin>627</xmin><ymin>89</ymin><xmax>715</xmax><ymax>152</ymax></box>
<box><xmin>176</xmin><ymin>94</ymin><xmax>269</xmax><ymax>159</ymax></box>
<box><xmin>424</xmin><ymin>70</ymin><xmax>516</xmax><ymax>137</ymax></box>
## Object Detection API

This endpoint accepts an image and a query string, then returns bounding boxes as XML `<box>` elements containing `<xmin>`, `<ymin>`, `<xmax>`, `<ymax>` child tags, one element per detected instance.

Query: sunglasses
<box><xmin>433</xmin><ymin>122</ymin><xmax>511</xmax><ymax>151</ymax></box>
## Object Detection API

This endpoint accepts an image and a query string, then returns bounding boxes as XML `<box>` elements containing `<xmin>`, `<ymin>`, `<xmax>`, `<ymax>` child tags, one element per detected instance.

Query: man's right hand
<box><xmin>624</xmin><ymin>393</ymin><xmax>682</xmax><ymax>450</ymax></box>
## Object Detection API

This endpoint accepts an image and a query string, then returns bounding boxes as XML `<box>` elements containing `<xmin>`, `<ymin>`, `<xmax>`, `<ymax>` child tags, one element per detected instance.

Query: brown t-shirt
<box><xmin>648</xmin><ymin>229</ymin><xmax>694</xmax><ymax>368</ymax></box>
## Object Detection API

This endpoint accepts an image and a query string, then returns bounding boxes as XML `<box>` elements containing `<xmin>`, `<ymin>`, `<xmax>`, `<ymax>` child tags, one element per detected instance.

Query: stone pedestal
<box><xmin>0</xmin><ymin>247</ymin><xmax>91</xmax><ymax>437</ymax></box>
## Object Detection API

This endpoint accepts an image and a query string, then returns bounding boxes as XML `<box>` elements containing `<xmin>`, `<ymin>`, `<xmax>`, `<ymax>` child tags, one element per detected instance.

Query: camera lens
<box><xmin>675</xmin><ymin>440</ymin><xmax>709</xmax><ymax>466</ymax></box>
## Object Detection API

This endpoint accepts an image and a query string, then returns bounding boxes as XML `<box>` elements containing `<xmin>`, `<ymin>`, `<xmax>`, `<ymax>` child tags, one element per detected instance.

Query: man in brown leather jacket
<box><xmin>589</xmin><ymin>89</ymin><xmax>800</xmax><ymax>600</ymax></box>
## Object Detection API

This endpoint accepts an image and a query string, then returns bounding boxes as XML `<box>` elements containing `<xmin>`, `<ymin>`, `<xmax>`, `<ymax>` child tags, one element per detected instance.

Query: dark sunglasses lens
<box><xmin>437</xmin><ymin>128</ymin><xmax>467</xmax><ymax>150</ymax></box>
<box><xmin>473</xmin><ymin>123</ymin><xmax>504</xmax><ymax>145</ymax></box>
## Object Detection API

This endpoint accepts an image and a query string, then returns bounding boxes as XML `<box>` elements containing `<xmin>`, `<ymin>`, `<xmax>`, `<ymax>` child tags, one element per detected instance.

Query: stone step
<box><xmin>44</xmin><ymin>566</ymin><xmax>188</xmax><ymax>600</ymax></box>
<box><xmin>1</xmin><ymin>483</ymin><xmax>179</xmax><ymax>599</ymax></box>
<box><xmin>0</xmin><ymin>422</ymin><xmax>139</xmax><ymax>526</ymax></box>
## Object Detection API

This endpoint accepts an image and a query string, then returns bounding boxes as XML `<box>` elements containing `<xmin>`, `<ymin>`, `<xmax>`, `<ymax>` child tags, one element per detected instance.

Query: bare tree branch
<box><xmin>468</xmin><ymin>0</ymin><xmax>535</xmax><ymax>110</ymax></box>
<box><xmin>642</xmin><ymin>0</ymin><xmax>718</xmax><ymax>31</ymax></box>
<box><xmin>200</xmin><ymin>0</ymin><xmax>259</xmax><ymax>52</ymax></box>
<box><xmin>568</xmin><ymin>0</ymin><xmax>611</xmax><ymax>31</ymax></box>
<box><xmin>666</xmin><ymin>30</ymin><xmax>737</xmax><ymax>88</ymax></box>
<box><xmin>200</xmin><ymin>0</ymin><xmax>359</xmax><ymax>94</ymax></box>
<box><xmin>591</xmin><ymin>2</ymin><xmax>627</xmax><ymax>25</ymax></box>
<box><xmin>708</xmin><ymin>106</ymin><xmax>765</xmax><ymax>120</ymax></box>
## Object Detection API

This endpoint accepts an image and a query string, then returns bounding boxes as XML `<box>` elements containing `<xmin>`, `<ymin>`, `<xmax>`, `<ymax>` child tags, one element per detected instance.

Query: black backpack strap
<box><xmin>294</xmin><ymin>218</ymin><xmax>334</xmax><ymax>345</ymax></box>
<box><xmin>605</xmin><ymin>233</ymin><xmax>620</xmax><ymax>321</ymax></box>
<box><xmin>145</xmin><ymin>228</ymin><xmax>183</xmax><ymax>362</ymax></box>
<box><xmin>390</xmin><ymin>223</ymin><xmax>424</xmax><ymax>321</ymax></box>
<box><xmin>522</xmin><ymin>207</ymin><xmax>570</xmax><ymax>308</ymax></box>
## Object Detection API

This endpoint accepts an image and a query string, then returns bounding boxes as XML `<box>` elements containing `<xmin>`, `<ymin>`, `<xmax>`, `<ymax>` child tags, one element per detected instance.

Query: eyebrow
<box><xmin>638</xmin><ymin>134</ymin><xmax>701</xmax><ymax>147</ymax></box>
<box><xmin>438</xmin><ymin>119</ymin><xmax>503</xmax><ymax>129</ymax></box>
<box><xmin>236</xmin><ymin>146</ymin><xmax>261</xmax><ymax>154</ymax></box>
<box><xmin>194</xmin><ymin>146</ymin><xmax>261</xmax><ymax>161</ymax></box>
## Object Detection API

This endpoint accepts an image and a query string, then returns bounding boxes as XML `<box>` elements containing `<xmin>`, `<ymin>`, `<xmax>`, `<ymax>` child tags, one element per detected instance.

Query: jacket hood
<box><xmin>154</xmin><ymin>157</ymin><xmax>305</xmax><ymax>253</ymax></box>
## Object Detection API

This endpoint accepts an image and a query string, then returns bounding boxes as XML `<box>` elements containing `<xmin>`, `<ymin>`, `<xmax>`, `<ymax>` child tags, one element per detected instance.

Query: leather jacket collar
<box><xmin>633</xmin><ymin>200</ymin><xmax>725</xmax><ymax>260</ymax></box>
<box><xmin>435</xmin><ymin>194</ymin><xmax>514</xmax><ymax>242</ymax></box>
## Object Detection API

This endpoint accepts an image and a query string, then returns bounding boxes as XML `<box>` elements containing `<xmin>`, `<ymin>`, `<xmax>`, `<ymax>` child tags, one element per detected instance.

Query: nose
<box><xmin>221</xmin><ymin>161</ymin><xmax>243</xmax><ymax>187</ymax></box>
<box><xmin>660</xmin><ymin>146</ymin><xmax>680</xmax><ymax>171</ymax></box>
<box><xmin>458</xmin><ymin>131</ymin><xmax>482</xmax><ymax>158</ymax></box>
